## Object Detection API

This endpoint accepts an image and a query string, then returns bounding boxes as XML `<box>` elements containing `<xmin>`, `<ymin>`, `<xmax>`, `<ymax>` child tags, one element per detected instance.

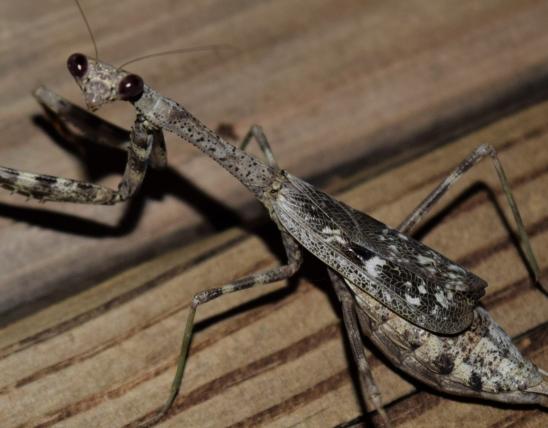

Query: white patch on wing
<box><xmin>324</xmin><ymin>236</ymin><xmax>346</xmax><ymax>244</ymax></box>
<box><xmin>405</xmin><ymin>294</ymin><xmax>421</xmax><ymax>306</ymax></box>
<box><xmin>418</xmin><ymin>284</ymin><xmax>427</xmax><ymax>294</ymax></box>
<box><xmin>365</xmin><ymin>256</ymin><xmax>386</xmax><ymax>277</ymax></box>
<box><xmin>435</xmin><ymin>291</ymin><xmax>449</xmax><ymax>309</ymax></box>
<box><xmin>321</xmin><ymin>226</ymin><xmax>346</xmax><ymax>244</ymax></box>
<box><xmin>453</xmin><ymin>283</ymin><xmax>469</xmax><ymax>291</ymax></box>
<box><xmin>417</xmin><ymin>255</ymin><xmax>435</xmax><ymax>266</ymax></box>
<box><xmin>448</xmin><ymin>264</ymin><xmax>465</xmax><ymax>273</ymax></box>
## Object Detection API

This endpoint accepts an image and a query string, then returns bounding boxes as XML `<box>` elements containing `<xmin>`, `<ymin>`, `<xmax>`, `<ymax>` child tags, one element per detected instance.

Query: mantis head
<box><xmin>67</xmin><ymin>53</ymin><xmax>144</xmax><ymax>111</ymax></box>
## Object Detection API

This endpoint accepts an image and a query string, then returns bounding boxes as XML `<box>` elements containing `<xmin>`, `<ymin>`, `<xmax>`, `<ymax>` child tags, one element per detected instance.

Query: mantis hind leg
<box><xmin>398</xmin><ymin>144</ymin><xmax>543</xmax><ymax>290</ymax></box>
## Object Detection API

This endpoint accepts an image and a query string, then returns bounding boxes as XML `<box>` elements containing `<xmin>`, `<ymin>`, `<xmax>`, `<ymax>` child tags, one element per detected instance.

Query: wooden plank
<box><xmin>1</xmin><ymin>97</ymin><xmax>546</xmax><ymax>427</ymax></box>
<box><xmin>3</xmin><ymin>0</ymin><xmax>548</xmax><ymax>312</ymax></box>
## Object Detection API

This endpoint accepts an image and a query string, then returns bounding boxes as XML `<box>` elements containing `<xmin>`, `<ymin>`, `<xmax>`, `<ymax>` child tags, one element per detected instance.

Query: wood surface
<box><xmin>3</xmin><ymin>0</ymin><xmax>548</xmax><ymax>313</ymax></box>
<box><xmin>1</xmin><ymin>1</ymin><xmax>548</xmax><ymax>427</ymax></box>
<box><xmin>1</xmin><ymin>98</ymin><xmax>547</xmax><ymax>426</ymax></box>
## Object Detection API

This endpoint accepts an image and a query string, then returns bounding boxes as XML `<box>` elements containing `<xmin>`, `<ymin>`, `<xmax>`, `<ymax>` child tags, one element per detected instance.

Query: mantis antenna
<box><xmin>74</xmin><ymin>0</ymin><xmax>99</xmax><ymax>60</ymax></box>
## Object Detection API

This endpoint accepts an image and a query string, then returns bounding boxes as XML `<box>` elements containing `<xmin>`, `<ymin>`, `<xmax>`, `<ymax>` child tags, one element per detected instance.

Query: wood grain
<box><xmin>3</xmin><ymin>0</ymin><xmax>548</xmax><ymax>312</ymax></box>
<box><xmin>0</xmin><ymin>97</ymin><xmax>546</xmax><ymax>427</ymax></box>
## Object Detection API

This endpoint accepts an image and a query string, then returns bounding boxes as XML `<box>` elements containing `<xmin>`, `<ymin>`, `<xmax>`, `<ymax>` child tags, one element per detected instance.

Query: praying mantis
<box><xmin>0</xmin><ymin>1</ymin><xmax>546</xmax><ymax>426</ymax></box>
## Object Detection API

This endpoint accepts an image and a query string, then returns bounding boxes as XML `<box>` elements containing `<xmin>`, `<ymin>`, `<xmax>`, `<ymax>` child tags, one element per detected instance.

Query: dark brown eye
<box><xmin>118</xmin><ymin>74</ymin><xmax>144</xmax><ymax>101</ymax></box>
<box><xmin>67</xmin><ymin>53</ymin><xmax>88</xmax><ymax>78</ymax></box>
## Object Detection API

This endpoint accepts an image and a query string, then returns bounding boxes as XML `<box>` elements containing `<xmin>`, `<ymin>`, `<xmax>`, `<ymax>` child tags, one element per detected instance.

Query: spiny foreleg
<box><xmin>0</xmin><ymin>116</ymin><xmax>156</xmax><ymax>204</ymax></box>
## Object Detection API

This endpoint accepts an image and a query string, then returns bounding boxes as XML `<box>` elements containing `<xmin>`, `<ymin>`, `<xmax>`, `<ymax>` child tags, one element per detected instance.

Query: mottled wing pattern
<box><xmin>273</xmin><ymin>173</ymin><xmax>486</xmax><ymax>334</ymax></box>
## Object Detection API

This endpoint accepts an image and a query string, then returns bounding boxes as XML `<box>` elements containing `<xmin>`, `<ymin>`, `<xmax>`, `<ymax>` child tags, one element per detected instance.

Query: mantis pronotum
<box><xmin>1</xmin><ymin>2</ymin><xmax>546</xmax><ymax>427</ymax></box>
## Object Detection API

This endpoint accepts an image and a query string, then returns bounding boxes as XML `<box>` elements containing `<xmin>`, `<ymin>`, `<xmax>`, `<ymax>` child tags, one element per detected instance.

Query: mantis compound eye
<box><xmin>67</xmin><ymin>53</ymin><xmax>88</xmax><ymax>78</ymax></box>
<box><xmin>118</xmin><ymin>74</ymin><xmax>144</xmax><ymax>101</ymax></box>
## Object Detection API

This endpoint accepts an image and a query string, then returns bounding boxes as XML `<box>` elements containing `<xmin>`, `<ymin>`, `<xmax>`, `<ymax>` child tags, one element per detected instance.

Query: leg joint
<box><xmin>287</xmin><ymin>257</ymin><xmax>303</xmax><ymax>275</ymax></box>
<box><xmin>192</xmin><ymin>288</ymin><xmax>222</xmax><ymax>308</ymax></box>
<box><xmin>477</xmin><ymin>143</ymin><xmax>496</xmax><ymax>157</ymax></box>
<box><xmin>250</xmin><ymin>124</ymin><xmax>263</xmax><ymax>134</ymax></box>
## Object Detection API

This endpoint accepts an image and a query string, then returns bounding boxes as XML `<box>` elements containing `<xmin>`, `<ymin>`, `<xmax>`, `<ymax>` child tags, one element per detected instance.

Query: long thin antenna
<box><xmin>118</xmin><ymin>44</ymin><xmax>239</xmax><ymax>69</ymax></box>
<box><xmin>74</xmin><ymin>0</ymin><xmax>99</xmax><ymax>59</ymax></box>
